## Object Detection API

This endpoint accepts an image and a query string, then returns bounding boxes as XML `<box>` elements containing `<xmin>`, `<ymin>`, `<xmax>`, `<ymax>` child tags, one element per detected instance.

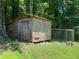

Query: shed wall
<box><xmin>7</xmin><ymin>20</ymin><xmax>18</xmax><ymax>39</ymax></box>
<box><xmin>7</xmin><ymin>17</ymin><xmax>51</xmax><ymax>43</ymax></box>
<box><xmin>32</xmin><ymin>19</ymin><xmax>51</xmax><ymax>42</ymax></box>
<box><xmin>32</xmin><ymin>19</ymin><xmax>42</xmax><ymax>42</ymax></box>
<box><xmin>17</xmin><ymin>18</ymin><xmax>32</xmax><ymax>42</ymax></box>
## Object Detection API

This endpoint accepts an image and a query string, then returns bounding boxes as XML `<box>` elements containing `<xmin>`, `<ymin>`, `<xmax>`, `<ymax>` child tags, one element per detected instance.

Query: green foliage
<box><xmin>36</xmin><ymin>2</ymin><xmax>49</xmax><ymax>17</ymax></box>
<box><xmin>5</xmin><ymin>0</ymin><xmax>79</xmax><ymax>28</ymax></box>
<box><xmin>0</xmin><ymin>38</ymin><xmax>22</xmax><ymax>52</ymax></box>
<box><xmin>8</xmin><ymin>40</ymin><xmax>22</xmax><ymax>53</ymax></box>
<box><xmin>9</xmin><ymin>42</ymin><xmax>19</xmax><ymax>50</ymax></box>
<box><xmin>11</xmin><ymin>0</ymin><xmax>19</xmax><ymax>18</ymax></box>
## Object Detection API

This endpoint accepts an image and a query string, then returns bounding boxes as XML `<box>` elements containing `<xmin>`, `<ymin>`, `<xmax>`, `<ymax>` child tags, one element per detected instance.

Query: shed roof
<box><xmin>15</xmin><ymin>14</ymin><xmax>48</xmax><ymax>20</ymax></box>
<box><xmin>8</xmin><ymin>14</ymin><xmax>50</xmax><ymax>25</ymax></box>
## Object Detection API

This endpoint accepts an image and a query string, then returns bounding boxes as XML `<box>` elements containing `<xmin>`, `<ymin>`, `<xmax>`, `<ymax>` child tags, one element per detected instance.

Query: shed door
<box><xmin>19</xmin><ymin>21</ymin><xmax>30</xmax><ymax>41</ymax></box>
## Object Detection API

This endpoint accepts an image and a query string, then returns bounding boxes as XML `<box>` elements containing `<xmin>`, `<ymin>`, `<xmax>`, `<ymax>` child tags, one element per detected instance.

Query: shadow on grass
<box><xmin>0</xmin><ymin>39</ymin><xmax>22</xmax><ymax>53</ymax></box>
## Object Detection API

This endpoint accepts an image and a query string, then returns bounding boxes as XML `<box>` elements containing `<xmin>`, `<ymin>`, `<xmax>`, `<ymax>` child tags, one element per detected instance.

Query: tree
<box><xmin>5</xmin><ymin>0</ymin><xmax>12</xmax><ymax>24</ymax></box>
<box><xmin>11</xmin><ymin>0</ymin><xmax>19</xmax><ymax>19</ymax></box>
<box><xmin>0</xmin><ymin>0</ymin><xmax>8</xmax><ymax>39</ymax></box>
<box><xmin>4</xmin><ymin>0</ymin><xmax>79</xmax><ymax>29</ymax></box>
<box><xmin>24</xmin><ymin>0</ymin><xmax>33</xmax><ymax>14</ymax></box>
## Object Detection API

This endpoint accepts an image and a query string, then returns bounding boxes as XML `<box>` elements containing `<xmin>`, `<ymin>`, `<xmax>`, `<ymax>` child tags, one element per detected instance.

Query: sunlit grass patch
<box><xmin>0</xmin><ymin>42</ymin><xmax>79</xmax><ymax>59</ymax></box>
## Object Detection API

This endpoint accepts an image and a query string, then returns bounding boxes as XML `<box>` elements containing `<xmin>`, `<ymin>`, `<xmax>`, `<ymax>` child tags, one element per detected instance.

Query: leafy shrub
<box><xmin>9</xmin><ymin>40</ymin><xmax>22</xmax><ymax>53</ymax></box>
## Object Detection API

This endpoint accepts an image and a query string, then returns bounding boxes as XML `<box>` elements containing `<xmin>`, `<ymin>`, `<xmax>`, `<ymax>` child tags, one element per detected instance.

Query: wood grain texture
<box><xmin>7</xmin><ymin>16</ymin><xmax>51</xmax><ymax>43</ymax></box>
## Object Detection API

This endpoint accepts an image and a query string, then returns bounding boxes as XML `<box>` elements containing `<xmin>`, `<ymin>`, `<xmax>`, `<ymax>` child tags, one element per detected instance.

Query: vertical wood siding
<box><xmin>32</xmin><ymin>19</ymin><xmax>51</xmax><ymax>42</ymax></box>
<box><xmin>7</xmin><ymin>17</ymin><xmax>51</xmax><ymax>43</ymax></box>
<box><xmin>18</xmin><ymin>18</ymin><xmax>32</xmax><ymax>41</ymax></box>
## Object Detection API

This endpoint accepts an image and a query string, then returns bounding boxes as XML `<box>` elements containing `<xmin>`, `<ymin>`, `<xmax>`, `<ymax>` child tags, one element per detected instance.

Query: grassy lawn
<box><xmin>0</xmin><ymin>42</ymin><xmax>79</xmax><ymax>59</ymax></box>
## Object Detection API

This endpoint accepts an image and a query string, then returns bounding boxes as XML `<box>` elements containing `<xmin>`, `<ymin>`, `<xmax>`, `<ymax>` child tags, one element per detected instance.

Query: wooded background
<box><xmin>1</xmin><ymin>0</ymin><xmax>79</xmax><ymax>40</ymax></box>
<box><xmin>5</xmin><ymin>0</ymin><xmax>79</xmax><ymax>29</ymax></box>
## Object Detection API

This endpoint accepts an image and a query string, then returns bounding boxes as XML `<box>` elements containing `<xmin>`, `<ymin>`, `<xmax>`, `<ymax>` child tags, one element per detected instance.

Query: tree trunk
<box><xmin>0</xmin><ymin>0</ymin><xmax>8</xmax><ymax>39</ymax></box>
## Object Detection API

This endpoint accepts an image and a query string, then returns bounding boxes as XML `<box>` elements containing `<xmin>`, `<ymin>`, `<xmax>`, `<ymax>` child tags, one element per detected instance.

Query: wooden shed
<box><xmin>7</xmin><ymin>15</ymin><xmax>51</xmax><ymax>43</ymax></box>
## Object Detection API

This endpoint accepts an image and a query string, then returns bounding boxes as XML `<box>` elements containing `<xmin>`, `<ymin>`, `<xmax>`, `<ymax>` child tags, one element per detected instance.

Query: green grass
<box><xmin>0</xmin><ymin>42</ymin><xmax>79</xmax><ymax>59</ymax></box>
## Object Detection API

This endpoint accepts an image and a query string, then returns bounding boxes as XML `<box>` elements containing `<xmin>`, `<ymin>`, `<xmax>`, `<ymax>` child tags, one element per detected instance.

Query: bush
<box><xmin>9</xmin><ymin>40</ymin><xmax>22</xmax><ymax>53</ymax></box>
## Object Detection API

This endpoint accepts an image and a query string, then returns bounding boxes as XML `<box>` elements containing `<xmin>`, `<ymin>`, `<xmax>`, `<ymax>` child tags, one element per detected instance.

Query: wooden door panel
<box><xmin>19</xmin><ymin>21</ymin><xmax>30</xmax><ymax>41</ymax></box>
